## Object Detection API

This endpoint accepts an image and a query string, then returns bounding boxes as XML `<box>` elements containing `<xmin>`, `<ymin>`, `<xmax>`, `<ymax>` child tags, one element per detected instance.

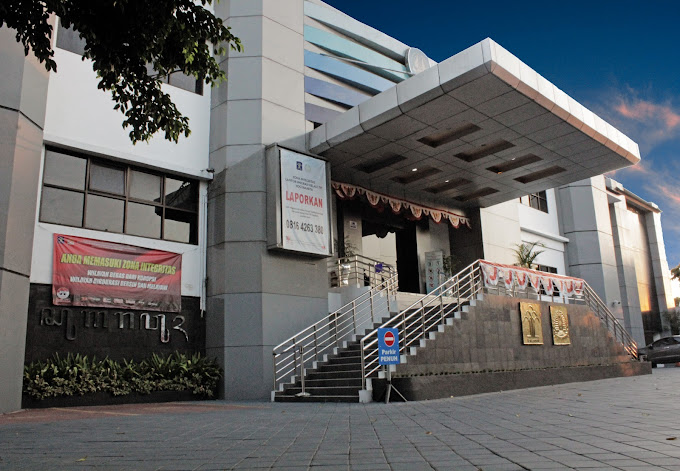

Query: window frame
<box><xmin>39</xmin><ymin>147</ymin><xmax>199</xmax><ymax>245</ymax></box>
<box><xmin>527</xmin><ymin>191</ymin><xmax>549</xmax><ymax>213</ymax></box>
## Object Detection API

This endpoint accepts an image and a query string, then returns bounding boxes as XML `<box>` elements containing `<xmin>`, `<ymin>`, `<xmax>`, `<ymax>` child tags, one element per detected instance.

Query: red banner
<box><xmin>52</xmin><ymin>234</ymin><xmax>182</xmax><ymax>312</ymax></box>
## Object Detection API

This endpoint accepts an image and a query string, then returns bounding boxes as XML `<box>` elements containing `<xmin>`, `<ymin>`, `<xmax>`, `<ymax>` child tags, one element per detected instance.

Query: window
<box><xmin>56</xmin><ymin>19</ymin><xmax>203</xmax><ymax>95</ymax></box>
<box><xmin>40</xmin><ymin>148</ymin><xmax>199</xmax><ymax>244</ymax></box>
<box><xmin>527</xmin><ymin>191</ymin><xmax>548</xmax><ymax>213</ymax></box>
<box><xmin>535</xmin><ymin>265</ymin><xmax>559</xmax><ymax>295</ymax></box>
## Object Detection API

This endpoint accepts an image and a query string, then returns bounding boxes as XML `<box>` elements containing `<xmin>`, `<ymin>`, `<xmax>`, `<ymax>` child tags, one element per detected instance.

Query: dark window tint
<box><xmin>129</xmin><ymin>171</ymin><xmax>161</xmax><ymax>202</ymax></box>
<box><xmin>90</xmin><ymin>164</ymin><xmax>125</xmax><ymax>195</ymax></box>
<box><xmin>528</xmin><ymin>191</ymin><xmax>548</xmax><ymax>213</ymax></box>
<box><xmin>85</xmin><ymin>195</ymin><xmax>124</xmax><ymax>232</ymax></box>
<box><xmin>40</xmin><ymin>147</ymin><xmax>199</xmax><ymax>244</ymax></box>
<box><xmin>43</xmin><ymin>150</ymin><xmax>86</xmax><ymax>190</ymax></box>
<box><xmin>40</xmin><ymin>188</ymin><xmax>84</xmax><ymax>226</ymax></box>
<box><xmin>127</xmin><ymin>203</ymin><xmax>162</xmax><ymax>239</ymax></box>
<box><xmin>165</xmin><ymin>178</ymin><xmax>198</xmax><ymax>211</ymax></box>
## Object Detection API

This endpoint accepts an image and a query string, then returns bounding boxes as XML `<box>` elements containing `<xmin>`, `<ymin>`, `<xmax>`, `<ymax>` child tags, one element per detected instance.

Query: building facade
<box><xmin>0</xmin><ymin>0</ymin><xmax>674</xmax><ymax>412</ymax></box>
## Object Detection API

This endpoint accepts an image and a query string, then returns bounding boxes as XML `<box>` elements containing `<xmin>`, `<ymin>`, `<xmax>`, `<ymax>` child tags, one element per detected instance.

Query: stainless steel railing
<box><xmin>360</xmin><ymin>260</ymin><xmax>484</xmax><ymax>388</ymax></box>
<box><xmin>328</xmin><ymin>254</ymin><xmax>397</xmax><ymax>292</ymax></box>
<box><xmin>359</xmin><ymin>260</ymin><xmax>638</xmax><ymax>389</ymax></box>
<box><xmin>272</xmin><ymin>269</ymin><xmax>398</xmax><ymax>392</ymax></box>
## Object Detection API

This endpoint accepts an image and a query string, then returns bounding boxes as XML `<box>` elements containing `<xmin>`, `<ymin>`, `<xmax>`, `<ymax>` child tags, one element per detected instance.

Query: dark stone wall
<box><xmin>380</xmin><ymin>294</ymin><xmax>650</xmax><ymax>400</ymax></box>
<box><xmin>25</xmin><ymin>284</ymin><xmax>205</xmax><ymax>363</ymax></box>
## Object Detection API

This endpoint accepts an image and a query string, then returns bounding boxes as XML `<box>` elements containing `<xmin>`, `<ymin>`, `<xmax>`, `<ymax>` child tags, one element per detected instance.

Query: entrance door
<box><xmin>396</xmin><ymin>223</ymin><xmax>420</xmax><ymax>293</ymax></box>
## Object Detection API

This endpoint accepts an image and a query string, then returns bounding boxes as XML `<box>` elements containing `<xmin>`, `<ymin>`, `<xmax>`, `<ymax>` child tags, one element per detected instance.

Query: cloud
<box><xmin>615</xmin><ymin>99</ymin><xmax>680</xmax><ymax>131</ymax></box>
<box><xmin>591</xmin><ymin>90</ymin><xmax>680</xmax><ymax>156</ymax></box>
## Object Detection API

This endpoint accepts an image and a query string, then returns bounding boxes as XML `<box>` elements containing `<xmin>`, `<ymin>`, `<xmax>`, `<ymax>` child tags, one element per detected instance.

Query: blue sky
<box><xmin>324</xmin><ymin>0</ymin><xmax>680</xmax><ymax>280</ymax></box>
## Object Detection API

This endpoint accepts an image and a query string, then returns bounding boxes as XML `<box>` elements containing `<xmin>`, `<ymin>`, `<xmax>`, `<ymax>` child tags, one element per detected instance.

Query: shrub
<box><xmin>23</xmin><ymin>352</ymin><xmax>221</xmax><ymax>400</ymax></box>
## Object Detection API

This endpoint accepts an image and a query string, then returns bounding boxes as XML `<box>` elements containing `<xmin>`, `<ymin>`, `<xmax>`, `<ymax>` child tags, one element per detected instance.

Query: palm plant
<box><xmin>514</xmin><ymin>242</ymin><xmax>545</xmax><ymax>269</ymax></box>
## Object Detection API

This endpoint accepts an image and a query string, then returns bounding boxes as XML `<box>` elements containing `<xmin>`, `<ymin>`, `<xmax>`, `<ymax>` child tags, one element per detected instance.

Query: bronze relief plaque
<box><xmin>550</xmin><ymin>305</ymin><xmax>571</xmax><ymax>345</ymax></box>
<box><xmin>520</xmin><ymin>302</ymin><xmax>543</xmax><ymax>345</ymax></box>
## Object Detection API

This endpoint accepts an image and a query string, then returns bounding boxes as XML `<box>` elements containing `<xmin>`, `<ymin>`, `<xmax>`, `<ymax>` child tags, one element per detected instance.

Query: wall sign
<box><xmin>520</xmin><ymin>302</ymin><xmax>544</xmax><ymax>345</ymax></box>
<box><xmin>279</xmin><ymin>149</ymin><xmax>330</xmax><ymax>256</ymax></box>
<box><xmin>550</xmin><ymin>306</ymin><xmax>571</xmax><ymax>345</ymax></box>
<box><xmin>52</xmin><ymin>234</ymin><xmax>182</xmax><ymax>312</ymax></box>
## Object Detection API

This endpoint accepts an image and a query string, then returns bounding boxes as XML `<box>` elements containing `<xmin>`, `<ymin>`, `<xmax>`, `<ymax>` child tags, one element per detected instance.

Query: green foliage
<box><xmin>0</xmin><ymin>0</ymin><xmax>242</xmax><ymax>144</ymax></box>
<box><xmin>672</xmin><ymin>263</ymin><xmax>679</xmax><ymax>281</ymax></box>
<box><xmin>23</xmin><ymin>352</ymin><xmax>221</xmax><ymax>400</ymax></box>
<box><xmin>338</xmin><ymin>236</ymin><xmax>357</xmax><ymax>259</ymax></box>
<box><xmin>513</xmin><ymin>242</ymin><xmax>545</xmax><ymax>269</ymax></box>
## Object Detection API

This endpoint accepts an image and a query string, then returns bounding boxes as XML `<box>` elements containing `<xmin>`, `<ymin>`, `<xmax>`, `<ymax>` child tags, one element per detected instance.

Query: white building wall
<box><xmin>33</xmin><ymin>47</ymin><xmax>212</xmax><ymax>299</ymax></box>
<box><xmin>517</xmin><ymin>189</ymin><xmax>567</xmax><ymax>274</ymax></box>
<box><xmin>43</xmin><ymin>49</ymin><xmax>211</xmax><ymax>178</ymax></box>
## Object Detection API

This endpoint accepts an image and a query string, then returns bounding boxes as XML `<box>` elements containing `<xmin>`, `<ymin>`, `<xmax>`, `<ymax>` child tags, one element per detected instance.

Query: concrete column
<box><xmin>558</xmin><ymin>177</ymin><xmax>622</xmax><ymax>305</ymax></box>
<box><xmin>207</xmin><ymin>0</ymin><xmax>328</xmax><ymax>400</ymax></box>
<box><xmin>608</xmin><ymin>195</ymin><xmax>645</xmax><ymax>345</ymax></box>
<box><xmin>645</xmin><ymin>211</ymin><xmax>675</xmax><ymax>320</ymax></box>
<box><xmin>0</xmin><ymin>28</ymin><xmax>49</xmax><ymax>413</ymax></box>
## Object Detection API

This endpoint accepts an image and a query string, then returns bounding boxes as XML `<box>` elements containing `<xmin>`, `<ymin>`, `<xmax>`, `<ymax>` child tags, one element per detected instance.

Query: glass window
<box><xmin>127</xmin><ymin>203</ymin><xmax>162</xmax><ymax>239</ymax></box>
<box><xmin>165</xmin><ymin>178</ymin><xmax>198</xmax><ymax>211</ymax></box>
<box><xmin>43</xmin><ymin>150</ymin><xmax>86</xmax><ymax>190</ymax></box>
<box><xmin>129</xmin><ymin>171</ymin><xmax>161</xmax><ymax>202</ymax></box>
<box><xmin>40</xmin><ymin>188</ymin><xmax>84</xmax><ymax>226</ymax></box>
<box><xmin>85</xmin><ymin>195</ymin><xmax>124</xmax><ymax>232</ymax></box>
<box><xmin>164</xmin><ymin>209</ymin><xmax>195</xmax><ymax>243</ymax></box>
<box><xmin>40</xmin><ymin>148</ymin><xmax>199</xmax><ymax>244</ymax></box>
<box><xmin>528</xmin><ymin>191</ymin><xmax>548</xmax><ymax>213</ymax></box>
<box><xmin>90</xmin><ymin>164</ymin><xmax>125</xmax><ymax>195</ymax></box>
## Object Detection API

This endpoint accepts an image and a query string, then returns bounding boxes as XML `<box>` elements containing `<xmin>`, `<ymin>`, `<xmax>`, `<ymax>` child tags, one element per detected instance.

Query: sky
<box><xmin>325</xmin><ymin>0</ymin><xmax>680</xmax><ymax>299</ymax></box>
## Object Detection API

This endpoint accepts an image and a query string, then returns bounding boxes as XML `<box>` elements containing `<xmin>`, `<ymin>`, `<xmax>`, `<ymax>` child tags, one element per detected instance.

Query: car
<box><xmin>637</xmin><ymin>335</ymin><xmax>680</xmax><ymax>367</ymax></box>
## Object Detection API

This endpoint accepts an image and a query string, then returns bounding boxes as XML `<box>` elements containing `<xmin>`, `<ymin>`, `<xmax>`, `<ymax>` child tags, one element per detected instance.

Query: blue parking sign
<box><xmin>378</xmin><ymin>328</ymin><xmax>400</xmax><ymax>365</ymax></box>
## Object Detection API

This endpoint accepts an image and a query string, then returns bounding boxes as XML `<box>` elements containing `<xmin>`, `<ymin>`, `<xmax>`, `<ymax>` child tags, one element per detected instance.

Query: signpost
<box><xmin>378</xmin><ymin>327</ymin><xmax>406</xmax><ymax>403</ymax></box>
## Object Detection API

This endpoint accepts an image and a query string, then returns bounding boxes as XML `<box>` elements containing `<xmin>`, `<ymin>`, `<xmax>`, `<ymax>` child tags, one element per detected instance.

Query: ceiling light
<box><xmin>411</xmin><ymin>168</ymin><xmax>418</xmax><ymax>172</ymax></box>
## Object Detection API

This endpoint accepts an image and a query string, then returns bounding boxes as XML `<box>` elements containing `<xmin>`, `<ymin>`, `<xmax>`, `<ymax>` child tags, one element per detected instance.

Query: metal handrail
<box><xmin>272</xmin><ymin>270</ymin><xmax>398</xmax><ymax>392</ymax></box>
<box><xmin>360</xmin><ymin>260</ymin><xmax>483</xmax><ymax>388</ymax></box>
<box><xmin>359</xmin><ymin>260</ymin><xmax>639</xmax><ymax>389</ymax></box>
<box><xmin>328</xmin><ymin>254</ymin><xmax>397</xmax><ymax>291</ymax></box>
<box><xmin>582</xmin><ymin>283</ymin><xmax>638</xmax><ymax>358</ymax></box>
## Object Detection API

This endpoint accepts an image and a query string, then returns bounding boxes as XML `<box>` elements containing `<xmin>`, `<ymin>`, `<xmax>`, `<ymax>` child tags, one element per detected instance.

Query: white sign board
<box><xmin>280</xmin><ymin>149</ymin><xmax>330</xmax><ymax>256</ymax></box>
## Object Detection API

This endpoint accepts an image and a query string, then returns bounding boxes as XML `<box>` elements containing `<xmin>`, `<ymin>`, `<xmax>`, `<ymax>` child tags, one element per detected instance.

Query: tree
<box><xmin>672</xmin><ymin>263</ymin><xmax>679</xmax><ymax>281</ymax></box>
<box><xmin>0</xmin><ymin>0</ymin><xmax>242</xmax><ymax>143</ymax></box>
<box><xmin>514</xmin><ymin>242</ymin><xmax>545</xmax><ymax>269</ymax></box>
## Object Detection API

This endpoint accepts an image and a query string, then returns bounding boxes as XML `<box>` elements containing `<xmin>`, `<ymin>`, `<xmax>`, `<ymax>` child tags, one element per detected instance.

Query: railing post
<box><xmin>272</xmin><ymin>352</ymin><xmax>277</xmax><ymax>390</ymax></box>
<box><xmin>360</xmin><ymin>338</ymin><xmax>366</xmax><ymax>390</ymax></box>
<box><xmin>370</xmin><ymin>294</ymin><xmax>374</xmax><ymax>324</ymax></box>
<box><xmin>334</xmin><ymin>311</ymin><xmax>339</xmax><ymax>346</ymax></box>
<box><xmin>352</xmin><ymin>300</ymin><xmax>357</xmax><ymax>333</ymax></box>
<box><xmin>313</xmin><ymin>325</ymin><xmax>318</xmax><ymax>358</ymax></box>
<box><xmin>421</xmin><ymin>300</ymin><xmax>426</xmax><ymax>338</ymax></box>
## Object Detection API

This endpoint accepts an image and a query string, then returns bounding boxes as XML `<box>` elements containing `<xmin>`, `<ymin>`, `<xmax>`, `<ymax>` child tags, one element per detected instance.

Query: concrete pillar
<box><xmin>558</xmin><ymin>177</ymin><xmax>622</xmax><ymax>306</ymax></box>
<box><xmin>207</xmin><ymin>0</ymin><xmax>328</xmax><ymax>400</ymax></box>
<box><xmin>645</xmin><ymin>211</ymin><xmax>675</xmax><ymax>320</ymax></box>
<box><xmin>0</xmin><ymin>27</ymin><xmax>49</xmax><ymax>412</ymax></box>
<box><xmin>608</xmin><ymin>195</ymin><xmax>645</xmax><ymax>345</ymax></box>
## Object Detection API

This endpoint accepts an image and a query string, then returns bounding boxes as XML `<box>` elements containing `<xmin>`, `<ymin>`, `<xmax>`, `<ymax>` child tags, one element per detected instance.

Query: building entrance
<box><xmin>337</xmin><ymin>199</ymin><xmax>451</xmax><ymax>295</ymax></box>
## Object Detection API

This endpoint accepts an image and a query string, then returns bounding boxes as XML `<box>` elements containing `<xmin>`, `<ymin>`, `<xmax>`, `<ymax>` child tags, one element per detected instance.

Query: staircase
<box><xmin>272</xmin><ymin>260</ymin><xmax>639</xmax><ymax>403</ymax></box>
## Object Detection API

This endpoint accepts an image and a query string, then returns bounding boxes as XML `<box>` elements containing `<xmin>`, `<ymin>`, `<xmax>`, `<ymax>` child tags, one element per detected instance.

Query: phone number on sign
<box><xmin>285</xmin><ymin>220</ymin><xmax>324</xmax><ymax>234</ymax></box>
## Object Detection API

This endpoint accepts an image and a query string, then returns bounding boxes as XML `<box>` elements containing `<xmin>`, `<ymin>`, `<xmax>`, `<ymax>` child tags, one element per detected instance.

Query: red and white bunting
<box><xmin>573</xmin><ymin>280</ymin><xmax>584</xmax><ymax>296</ymax></box>
<box><xmin>541</xmin><ymin>276</ymin><xmax>554</xmax><ymax>296</ymax></box>
<box><xmin>503</xmin><ymin>268</ymin><xmax>514</xmax><ymax>290</ymax></box>
<box><xmin>482</xmin><ymin>264</ymin><xmax>499</xmax><ymax>286</ymax></box>
<box><xmin>331</xmin><ymin>181</ymin><xmax>471</xmax><ymax>229</ymax></box>
<box><xmin>515</xmin><ymin>270</ymin><xmax>528</xmax><ymax>289</ymax></box>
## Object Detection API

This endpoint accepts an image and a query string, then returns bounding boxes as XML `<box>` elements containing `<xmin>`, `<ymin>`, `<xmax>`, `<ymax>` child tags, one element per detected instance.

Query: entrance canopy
<box><xmin>307</xmin><ymin>39</ymin><xmax>640</xmax><ymax>208</ymax></box>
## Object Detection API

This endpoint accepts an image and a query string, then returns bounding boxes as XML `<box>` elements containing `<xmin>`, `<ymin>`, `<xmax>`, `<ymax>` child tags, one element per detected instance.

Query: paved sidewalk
<box><xmin>2</xmin><ymin>369</ymin><xmax>680</xmax><ymax>470</ymax></box>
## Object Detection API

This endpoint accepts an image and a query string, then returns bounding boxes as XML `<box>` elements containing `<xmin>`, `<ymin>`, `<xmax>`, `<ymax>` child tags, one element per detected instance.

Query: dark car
<box><xmin>638</xmin><ymin>336</ymin><xmax>680</xmax><ymax>367</ymax></box>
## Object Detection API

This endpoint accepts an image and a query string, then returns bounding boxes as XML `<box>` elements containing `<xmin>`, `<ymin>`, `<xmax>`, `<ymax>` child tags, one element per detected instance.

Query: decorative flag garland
<box><xmin>332</xmin><ymin>181</ymin><xmax>471</xmax><ymax>229</ymax></box>
<box><xmin>479</xmin><ymin>260</ymin><xmax>586</xmax><ymax>297</ymax></box>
